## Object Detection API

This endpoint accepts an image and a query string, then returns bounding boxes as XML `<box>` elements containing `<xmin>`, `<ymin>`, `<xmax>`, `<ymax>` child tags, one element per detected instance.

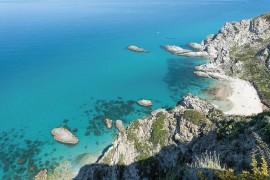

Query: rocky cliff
<box><xmin>74</xmin><ymin>94</ymin><xmax>270</xmax><ymax>179</ymax></box>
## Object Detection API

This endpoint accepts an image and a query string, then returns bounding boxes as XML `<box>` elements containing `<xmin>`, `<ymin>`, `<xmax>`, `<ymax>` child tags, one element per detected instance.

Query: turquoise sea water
<box><xmin>0</xmin><ymin>0</ymin><xmax>269</xmax><ymax>178</ymax></box>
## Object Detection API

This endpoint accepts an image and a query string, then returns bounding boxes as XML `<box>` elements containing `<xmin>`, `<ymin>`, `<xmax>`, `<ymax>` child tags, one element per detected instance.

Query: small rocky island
<box><xmin>137</xmin><ymin>99</ymin><xmax>152</xmax><ymax>107</ymax></box>
<box><xmin>128</xmin><ymin>45</ymin><xmax>149</xmax><ymax>53</ymax></box>
<box><xmin>51</xmin><ymin>127</ymin><xmax>79</xmax><ymax>145</ymax></box>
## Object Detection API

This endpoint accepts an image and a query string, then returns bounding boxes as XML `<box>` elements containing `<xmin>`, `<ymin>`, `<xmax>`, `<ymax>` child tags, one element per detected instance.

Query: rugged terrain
<box><xmin>74</xmin><ymin>94</ymin><xmax>270</xmax><ymax>179</ymax></box>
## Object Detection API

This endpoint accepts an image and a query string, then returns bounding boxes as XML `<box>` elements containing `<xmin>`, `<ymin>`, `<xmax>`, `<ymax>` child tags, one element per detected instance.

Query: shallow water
<box><xmin>0</xmin><ymin>0</ymin><xmax>269</xmax><ymax>178</ymax></box>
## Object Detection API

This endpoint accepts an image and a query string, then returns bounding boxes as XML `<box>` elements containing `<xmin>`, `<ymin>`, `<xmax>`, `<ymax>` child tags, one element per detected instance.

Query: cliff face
<box><xmin>74</xmin><ymin>94</ymin><xmax>270</xmax><ymax>179</ymax></box>
<box><xmin>201</xmin><ymin>13</ymin><xmax>270</xmax><ymax>65</ymax></box>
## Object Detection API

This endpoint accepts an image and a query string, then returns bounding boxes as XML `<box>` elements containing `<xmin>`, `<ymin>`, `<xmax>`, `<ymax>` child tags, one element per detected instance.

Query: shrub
<box><xmin>183</xmin><ymin>110</ymin><xmax>206</xmax><ymax>125</ymax></box>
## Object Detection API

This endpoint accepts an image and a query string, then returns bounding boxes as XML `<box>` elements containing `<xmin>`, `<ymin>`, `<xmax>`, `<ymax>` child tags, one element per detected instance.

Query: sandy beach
<box><xmin>223</xmin><ymin>78</ymin><xmax>263</xmax><ymax>116</ymax></box>
<box><xmin>208</xmin><ymin>77</ymin><xmax>264</xmax><ymax>116</ymax></box>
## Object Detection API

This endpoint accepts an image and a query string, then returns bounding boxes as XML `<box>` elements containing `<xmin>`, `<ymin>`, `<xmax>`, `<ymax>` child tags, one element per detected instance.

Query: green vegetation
<box><xmin>214</xmin><ymin>156</ymin><xmax>269</xmax><ymax>180</ymax></box>
<box><xmin>117</xmin><ymin>154</ymin><xmax>125</xmax><ymax>166</ymax></box>
<box><xmin>183</xmin><ymin>110</ymin><xmax>206</xmax><ymax>125</ymax></box>
<box><xmin>151</xmin><ymin>112</ymin><xmax>169</xmax><ymax>148</ymax></box>
<box><xmin>259</xmin><ymin>12</ymin><xmax>270</xmax><ymax>23</ymax></box>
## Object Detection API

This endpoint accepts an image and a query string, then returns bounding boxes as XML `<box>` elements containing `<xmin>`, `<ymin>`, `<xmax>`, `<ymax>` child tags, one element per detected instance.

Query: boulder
<box><xmin>51</xmin><ymin>127</ymin><xmax>79</xmax><ymax>145</ymax></box>
<box><xmin>104</xmin><ymin>118</ymin><xmax>113</xmax><ymax>129</ymax></box>
<box><xmin>128</xmin><ymin>45</ymin><xmax>149</xmax><ymax>53</ymax></box>
<box><xmin>115</xmin><ymin>120</ymin><xmax>125</xmax><ymax>131</ymax></box>
<box><xmin>137</xmin><ymin>99</ymin><xmax>153</xmax><ymax>107</ymax></box>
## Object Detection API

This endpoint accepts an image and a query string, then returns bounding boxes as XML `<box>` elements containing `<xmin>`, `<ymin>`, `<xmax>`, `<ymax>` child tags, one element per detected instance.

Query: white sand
<box><xmin>220</xmin><ymin>78</ymin><xmax>263</xmax><ymax>116</ymax></box>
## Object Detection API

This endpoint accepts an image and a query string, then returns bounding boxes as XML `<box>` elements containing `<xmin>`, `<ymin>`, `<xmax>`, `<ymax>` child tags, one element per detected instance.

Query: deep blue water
<box><xmin>0</xmin><ymin>0</ymin><xmax>269</xmax><ymax>178</ymax></box>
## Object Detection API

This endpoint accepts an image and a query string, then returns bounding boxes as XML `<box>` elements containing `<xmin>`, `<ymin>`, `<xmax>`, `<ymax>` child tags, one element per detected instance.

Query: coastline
<box><xmin>39</xmin><ymin>12</ymin><xmax>270</xmax><ymax>179</ymax></box>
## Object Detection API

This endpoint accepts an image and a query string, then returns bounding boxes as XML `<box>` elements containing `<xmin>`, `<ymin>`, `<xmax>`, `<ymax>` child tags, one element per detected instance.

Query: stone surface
<box><xmin>137</xmin><ymin>99</ymin><xmax>153</xmax><ymax>107</ymax></box>
<box><xmin>128</xmin><ymin>45</ymin><xmax>149</xmax><ymax>53</ymax></box>
<box><xmin>115</xmin><ymin>120</ymin><xmax>125</xmax><ymax>131</ymax></box>
<box><xmin>51</xmin><ymin>127</ymin><xmax>79</xmax><ymax>144</ymax></box>
<box><xmin>104</xmin><ymin>118</ymin><xmax>113</xmax><ymax>129</ymax></box>
<box><xmin>177</xmin><ymin>93</ymin><xmax>215</xmax><ymax>114</ymax></box>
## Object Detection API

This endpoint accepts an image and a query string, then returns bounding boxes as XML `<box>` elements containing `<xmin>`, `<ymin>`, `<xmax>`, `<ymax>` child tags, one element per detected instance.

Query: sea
<box><xmin>0</xmin><ymin>0</ymin><xmax>269</xmax><ymax>178</ymax></box>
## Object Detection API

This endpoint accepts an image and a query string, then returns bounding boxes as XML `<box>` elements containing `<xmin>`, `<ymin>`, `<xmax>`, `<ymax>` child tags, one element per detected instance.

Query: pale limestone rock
<box><xmin>137</xmin><ymin>99</ymin><xmax>152</xmax><ymax>107</ymax></box>
<box><xmin>163</xmin><ymin>45</ymin><xmax>192</xmax><ymax>54</ymax></box>
<box><xmin>128</xmin><ymin>45</ymin><xmax>149</xmax><ymax>53</ymax></box>
<box><xmin>115</xmin><ymin>120</ymin><xmax>125</xmax><ymax>131</ymax></box>
<box><xmin>188</xmin><ymin>43</ymin><xmax>204</xmax><ymax>51</ymax></box>
<box><xmin>51</xmin><ymin>127</ymin><xmax>79</xmax><ymax>145</ymax></box>
<box><xmin>104</xmin><ymin>118</ymin><xmax>113</xmax><ymax>129</ymax></box>
<box><xmin>177</xmin><ymin>94</ymin><xmax>214</xmax><ymax>114</ymax></box>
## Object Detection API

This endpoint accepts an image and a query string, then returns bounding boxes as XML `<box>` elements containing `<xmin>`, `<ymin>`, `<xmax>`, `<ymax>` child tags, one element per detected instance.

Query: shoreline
<box><xmin>204</xmin><ymin>75</ymin><xmax>264</xmax><ymax>116</ymax></box>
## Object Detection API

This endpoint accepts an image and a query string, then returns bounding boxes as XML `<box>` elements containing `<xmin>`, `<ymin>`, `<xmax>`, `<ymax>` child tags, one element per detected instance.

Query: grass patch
<box><xmin>151</xmin><ymin>112</ymin><xmax>169</xmax><ymax>148</ymax></box>
<box><xmin>183</xmin><ymin>110</ymin><xmax>206</xmax><ymax>125</ymax></box>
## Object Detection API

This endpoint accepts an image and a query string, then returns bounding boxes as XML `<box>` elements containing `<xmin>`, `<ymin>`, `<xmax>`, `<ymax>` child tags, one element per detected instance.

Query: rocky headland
<box><xmin>74</xmin><ymin>93</ymin><xmax>270</xmax><ymax>179</ymax></box>
<box><xmin>165</xmin><ymin>12</ymin><xmax>270</xmax><ymax>116</ymax></box>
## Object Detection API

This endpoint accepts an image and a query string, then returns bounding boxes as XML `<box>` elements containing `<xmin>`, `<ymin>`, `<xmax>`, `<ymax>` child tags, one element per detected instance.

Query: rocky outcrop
<box><xmin>51</xmin><ymin>127</ymin><xmax>79</xmax><ymax>145</ymax></box>
<box><xmin>115</xmin><ymin>120</ymin><xmax>125</xmax><ymax>131</ymax></box>
<box><xmin>164</xmin><ymin>45</ymin><xmax>192</xmax><ymax>54</ymax></box>
<box><xmin>164</xmin><ymin>13</ymin><xmax>270</xmax><ymax>71</ymax></box>
<box><xmin>177</xmin><ymin>93</ymin><xmax>215</xmax><ymax>114</ymax></box>
<box><xmin>164</xmin><ymin>45</ymin><xmax>209</xmax><ymax>57</ymax></box>
<box><xmin>128</xmin><ymin>45</ymin><xmax>149</xmax><ymax>53</ymax></box>
<box><xmin>257</xmin><ymin>44</ymin><xmax>270</xmax><ymax>68</ymax></box>
<box><xmin>137</xmin><ymin>99</ymin><xmax>152</xmax><ymax>107</ymax></box>
<box><xmin>104</xmin><ymin>118</ymin><xmax>113</xmax><ymax>129</ymax></box>
<box><xmin>74</xmin><ymin>94</ymin><xmax>270</xmax><ymax>179</ymax></box>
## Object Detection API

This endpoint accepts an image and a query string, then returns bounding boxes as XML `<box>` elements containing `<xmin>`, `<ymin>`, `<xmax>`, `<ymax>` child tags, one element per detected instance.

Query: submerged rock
<box><xmin>114</xmin><ymin>120</ymin><xmax>125</xmax><ymax>131</ymax></box>
<box><xmin>35</xmin><ymin>169</ymin><xmax>47</xmax><ymax>180</ymax></box>
<box><xmin>128</xmin><ymin>45</ymin><xmax>149</xmax><ymax>53</ymax></box>
<box><xmin>104</xmin><ymin>118</ymin><xmax>113</xmax><ymax>129</ymax></box>
<box><xmin>51</xmin><ymin>127</ymin><xmax>79</xmax><ymax>145</ymax></box>
<box><xmin>137</xmin><ymin>99</ymin><xmax>153</xmax><ymax>107</ymax></box>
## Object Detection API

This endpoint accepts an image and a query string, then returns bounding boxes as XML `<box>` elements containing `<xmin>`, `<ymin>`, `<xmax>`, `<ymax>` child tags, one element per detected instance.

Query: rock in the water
<box><xmin>188</xmin><ymin>43</ymin><xmax>204</xmax><ymax>51</ymax></box>
<box><xmin>163</xmin><ymin>45</ymin><xmax>192</xmax><ymax>54</ymax></box>
<box><xmin>51</xmin><ymin>127</ymin><xmax>79</xmax><ymax>145</ymax></box>
<box><xmin>128</xmin><ymin>45</ymin><xmax>149</xmax><ymax>53</ymax></box>
<box><xmin>137</xmin><ymin>99</ymin><xmax>153</xmax><ymax>107</ymax></box>
<box><xmin>115</xmin><ymin>120</ymin><xmax>125</xmax><ymax>131</ymax></box>
<box><xmin>164</xmin><ymin>45</ymin><xmax>208</xmax><ymax>57</ymax></box>
<box><xmin>104</xmin><ymin>118</ymin><xmax>113</xmax><ymax>129</ymax></box>
<box><xmin>35</xmin><ymin>169</ymin><xmax>47</xmax><ymax>180</ymax></box>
